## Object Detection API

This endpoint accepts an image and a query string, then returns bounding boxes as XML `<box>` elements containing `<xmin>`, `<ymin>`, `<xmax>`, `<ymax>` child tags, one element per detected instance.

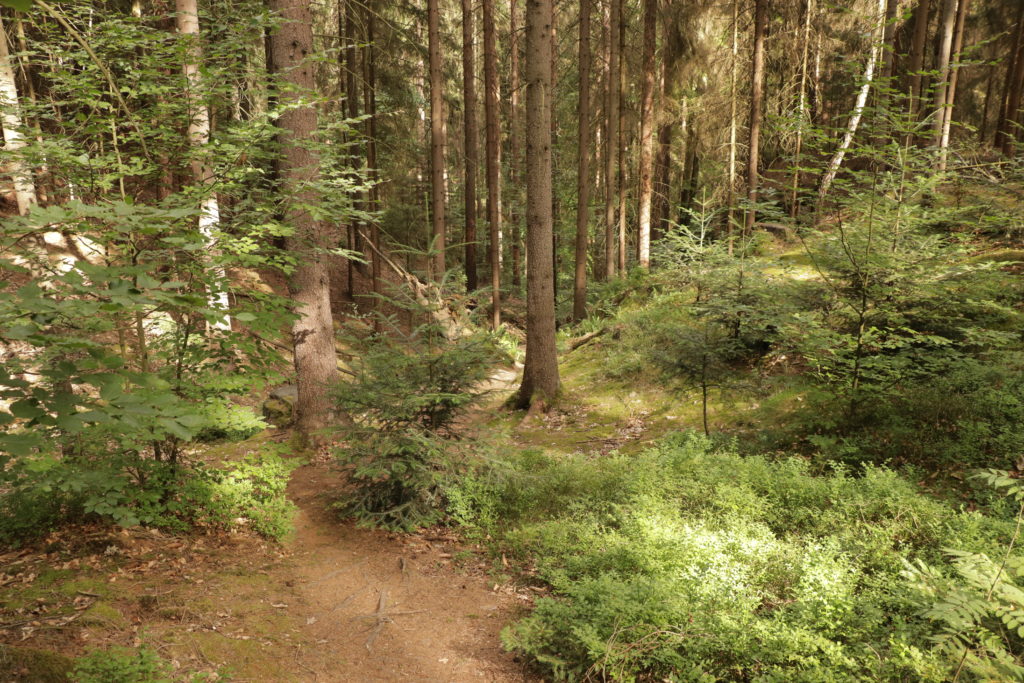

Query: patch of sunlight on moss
<box><xmin>79</xmin><ymin>600</ymin><xmax>129</xmax><ymax>629</ymax></box>
<box><xmin>56</xmin><ymin>577</ymin><xmax>110</xmax><ymax>599</ymax></box>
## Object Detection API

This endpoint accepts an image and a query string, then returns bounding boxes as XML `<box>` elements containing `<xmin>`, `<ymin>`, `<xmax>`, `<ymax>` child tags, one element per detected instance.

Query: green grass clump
<box><xmin>449</xmin><ymin>433</ymin><xmax>1015</xmax><ymax>681</ymax></box>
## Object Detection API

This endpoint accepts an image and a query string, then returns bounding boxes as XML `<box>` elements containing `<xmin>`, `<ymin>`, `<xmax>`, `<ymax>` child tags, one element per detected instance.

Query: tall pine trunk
<box><xmin>572</xmin><ymin>0</ymin><xmax>592</xmax><ymax>321</ymax></box>
<box><xmin>509</xmin><ymin>0</ymin><xmax>523</xmax><ymax>290</ymax></box>
<box><xmin>604</xmin><ymin>0</ymin><xmax>620</xmax><ymax>279</ymax></box>
<box><xmin>268</xmin><ymin>0</ymin><xmax>343</xmax><ymax>441</ymax></box>
<box><xmin>745</xmin><ymin>0</ymin><xmax>767</xmax><ymax>235</ymax></box>
<box><xmin>517</xmin><ymin>0</ymin><xmax>560</xmax><ymax>410</ymax></box>
<box><xmin>461</xmin><ymin>0</ymin><xmax>479</xmax><ymax>291</ymax></box>
<box><xmin>428</xmin><ymin>0</ymin><xmax>446</xmax><ymax>277</ymax></box>
<box><xmin>997</xmin><ymin>4</ymin><xmax>1024</xmax><ymax>154</ymax></box>
<box><xmin>483</xmin><ymin>0</ymin><xmax>502</xmax><ymax>328</ymax></box>
<box><xmin>635</xmin><ymin>0</ymin><xmax>656</xmax><ymax>269</ymax></box>
<box><xmin>906</xmin><ymin>0</ymin><xmax>931</xmax><ymax>119</ymax></box>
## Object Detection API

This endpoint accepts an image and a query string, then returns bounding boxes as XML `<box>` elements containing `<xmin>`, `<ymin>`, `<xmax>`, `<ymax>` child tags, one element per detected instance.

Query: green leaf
<box><xmin>0</xmin><ymin>0</ymin><xmax>32</xmax><ymax>11</ymax></box>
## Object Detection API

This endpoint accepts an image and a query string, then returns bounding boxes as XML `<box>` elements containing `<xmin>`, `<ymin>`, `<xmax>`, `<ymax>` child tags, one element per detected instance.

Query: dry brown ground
<box><xmin>0</xmin><ymin>457</ymin><xmax>539</xmax><ymax>682</ymax></box>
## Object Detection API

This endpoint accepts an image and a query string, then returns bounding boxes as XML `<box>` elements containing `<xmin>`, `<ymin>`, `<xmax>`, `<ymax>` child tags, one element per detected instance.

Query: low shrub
<box><xmin>0</xmin><ymin>447</ymin><xmax>297</xmax><ymax>544</ymax></box>
<box><xmin>448</xmin><ymin>432</ymin><xmax>1017</xmax><ymax>680</ymax></box>
<box><xmin>333</xmin><ymin>298</ymin><xmax>501</xmax><ymax>531</ymax></box>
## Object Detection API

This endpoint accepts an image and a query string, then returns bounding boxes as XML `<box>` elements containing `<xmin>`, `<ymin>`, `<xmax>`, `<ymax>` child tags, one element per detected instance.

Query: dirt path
<box><xmin>275</xmin><ymin>463</ymin><xmax>534</xmax><ymax>682</ymax></box>
<box><xmin>1</xmin><ymin>366</ymin><xmax>537</xmax><ymax>681</ymax></box>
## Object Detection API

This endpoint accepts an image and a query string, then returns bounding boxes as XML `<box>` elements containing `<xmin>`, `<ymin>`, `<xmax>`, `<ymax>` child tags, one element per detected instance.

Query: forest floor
<box><xmin>0</xmin><ymin>340</ymin><xmax>726</xmax><ymax>682</ymax></box>
<box><xmin>0</xmin><ymin>368</ymin><xmax>544</xmax><ymax>682</ymax></box>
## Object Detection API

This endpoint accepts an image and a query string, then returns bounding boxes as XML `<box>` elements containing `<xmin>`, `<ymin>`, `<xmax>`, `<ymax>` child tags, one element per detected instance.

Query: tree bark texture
<box><xmin>175</xmin><ymin>0</ymin><xmax>230</xmax><ymax>331</ymax></box>
<box><xmin>635</xmin><ymin>0</ymin><xmax>656</xmax><ymax>269</ymax></box>
<box><xmin>509</xmin><ymin>0</ymin><xmax>523</xmax><ymax>290</ymax></box>
<box><xmin>0</xmin><ymin>14</ymin><xmax>36</xmax><ymax>216</ymax></box>
<box><xmin>745</xmin><ymin>0</ymin><xmax>767</xmax><ymax>235</ymax></box>
<box><xmin>268</xmin><ymin>0</ymin><xmax>342</xmax><ymax>441</ymax></box>
<box><xmin>573</xmin><ymin>0</ymin><xmax>592</xmax><ymax>321</ymax></box>
<box><xmin>517</xmin><ymin>0</ymin><xmax>560</xmax><ymax>409</ymax></box>
<box><xmin>462</xmin><ymin>0</ymin><xmax>479</xmax><ymax>292</ymax></box>
<box><xmin>906</xmin><ymin>0</ymin><xmax>931</xmax><ymax>117</ymax></box>
<box><xmin>483</xmin><ymin>0</ymin><xmax>502</xmax><ymax>328</ymax></box>
<box><xmin>428</xmin><ymin>0</ymin><xmax>446</xmax><ymax>277</ymax></box>
<box><xmin>603</xmin><ymin>0</ymin><xmax>620</xmax><ymax>278</ymax></box>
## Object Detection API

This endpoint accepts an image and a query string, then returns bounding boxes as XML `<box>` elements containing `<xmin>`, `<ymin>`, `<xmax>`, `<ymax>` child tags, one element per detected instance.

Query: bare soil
<box><xmin>0</xmin><ymin>459</ymin><xmax>538</xmax><ymax>682</ymax></box>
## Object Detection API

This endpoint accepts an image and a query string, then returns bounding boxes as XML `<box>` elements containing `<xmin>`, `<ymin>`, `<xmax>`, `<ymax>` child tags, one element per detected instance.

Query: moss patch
<box><xmin>0</xmin><ymin>644</ymin><xmax>74</xmax><ymax>682</ymax></box>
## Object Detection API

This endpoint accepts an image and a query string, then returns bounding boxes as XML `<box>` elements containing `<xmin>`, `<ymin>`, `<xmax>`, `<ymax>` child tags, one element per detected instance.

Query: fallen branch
<box><xmin>568</xmin><ymin>327</ymin><xmax>608</xmax><ymax>352</ymax></box>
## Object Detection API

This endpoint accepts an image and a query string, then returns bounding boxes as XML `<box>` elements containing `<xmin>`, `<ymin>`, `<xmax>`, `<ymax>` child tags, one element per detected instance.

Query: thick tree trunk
<box><xmin>268</xmin><ymin>0</ymin><xmax>343</xmax><ymax>441</ymax></box>
<box><xmin>604</xmin><ymin>0</ymin><xmax>620</xmax><ymax>279</ymax></box>
<box><xmin>573</xmin><ymin>0</ymin><xmax>592</xmax><ymax>321</ymax></box>
<box><xmin>635</xmin><ymin>0</ymin><xmax>656</xmax><ymax>269</ymax></box>
<box><xmin>175</xmin><ymin>0</ymin><xmax>231</xmax><ymax>331</ymax></box>
<box><xmin>462</xmin><ymin>0</ymin><xmax>479</xmax><ymax>292</ymax></box>
<box><xmin>0</xmin><ymin>15</ymin><xmax>36</xmax><ymax>216</ymax></box>
<box><xmin>428</xmin><ymin>0</ymin><xmax>446</xmax><ymax>277</ymax></box>
<box><xmin>509</xmin><ymin>0</ymin><xmax>523</xmax><ymax>290</ymax></box>
<box><xmin>517</xmin><ymin>0</ymin><xmax>560</xmax><ymax>410</ymax></box>
<box><xmin>745</xmin><ymin>0</ymin><xmax>767</xmax><ymax>235</ymax></box>
<box><xmin>483</xmin><ymin>0</ymin><xmax>502</xmax><ymax>329</ymax></box>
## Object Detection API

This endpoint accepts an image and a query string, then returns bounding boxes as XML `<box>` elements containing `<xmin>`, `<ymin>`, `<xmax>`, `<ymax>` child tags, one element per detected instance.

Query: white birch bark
<box><xmin>176</xmin><ymin>0</ymin><xmax>231</xmax><ymax>331</ymax></box>
<box><xmin>0</xmin><ymin>14</ymin><xmax>37</xmax><ymax>216</ymax></box>
<box><xmin>818</xmin><ymin>0</ymin><xmax>886</xmax><ymax>202</ymax></box>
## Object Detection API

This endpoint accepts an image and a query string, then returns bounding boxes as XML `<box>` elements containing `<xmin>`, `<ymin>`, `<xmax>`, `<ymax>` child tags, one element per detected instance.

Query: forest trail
<box><xmin>267</xmin><ymin>463</ymin><xmax>534</xmax><ymax>682</ymax></box>
<box><xmin>0</xmin><ymin>368</ymin><xmax>539</xmax><ymax>682</ymax></box>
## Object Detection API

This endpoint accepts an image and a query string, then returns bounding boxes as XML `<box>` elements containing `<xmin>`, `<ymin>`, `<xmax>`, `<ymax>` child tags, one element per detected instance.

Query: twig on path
<box><xmin>358</xmin><ymin>588</ymin><xmax>428</xmax><ymax>651</ymax></box>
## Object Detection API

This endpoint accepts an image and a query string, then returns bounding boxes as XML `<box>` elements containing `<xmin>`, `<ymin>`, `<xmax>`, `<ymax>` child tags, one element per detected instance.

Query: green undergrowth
<box><xmin>448</xmin><ymin>433</ymin><xmax>1020</xmax><ymax>681</ymax></box>
<box><xmin>0</xmin><ymin>439</ymin><xmax>298</xmax><ymax>545</ymax></box>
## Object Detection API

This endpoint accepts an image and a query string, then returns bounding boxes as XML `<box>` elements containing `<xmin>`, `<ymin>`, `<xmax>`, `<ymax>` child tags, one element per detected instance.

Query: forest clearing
<box><xmin>3</xmin><ymin>0</ymin><xmax>1024</xmax><ymax>680</ymax></box>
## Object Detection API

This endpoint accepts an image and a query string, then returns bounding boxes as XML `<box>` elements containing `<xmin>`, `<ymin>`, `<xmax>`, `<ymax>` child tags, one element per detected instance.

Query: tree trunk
<box><xmin>726</xmin><ymin>0</ymin><xmax>738</xmax><ymax>247</ymax></box>
<box><xmin>572</xmin><ymin>0</ymin><xmax>592</xmax><ymax>321</ymax></box>
<box><xmin>604</xmin><ymin>0</ymin><xmax>620</xmax><ymax>279</ymax></box>
<box><xmin>635</xmin><ymin>0</ymin><xmax>655</xmax><ymax>269</ymax></box>
<box><xmin>818</xmin><ymin>0</ymin><xmax>886</xmax><ymax>202</ymax></box>
<box><xmin>175</xmin><ymin>0</ymin><xmax>231</xmax><ymax>331</ymax></box>
<box><xmin>268</xmin><ymin>0</ymin><xmax>343</xmax><ymax>441</ymax></box>
<box><xmin>997</xmin><ymin>5</ymin><xmax>1024</xmax><ymax>154</ymax></box>
<box><xmin>616</xmin><ymin>3</ymin><xmax>626</xmax><ymax>274</ymax></box>
<box><xmin>509</xmin><ymin>0</ymin><xmax>523</xmax><ymax>290</ymax></box>
<box><xmin>938</xmin><ymin>0</ymin><xmax>970</xmax><ymax>169</ymax></box>
<box><xmin>906</xmin><ymin>0</ymin><xmax>931</xmax><ymax>118</ymax></box>
<box><xmin>364</xmin><ymin>0</ymin><xmax>381</xmax><ymax>316</ymax></box>
<box><xmin>652</xmin><ymin>51</ymin><xmax>670</xmax><ymax>242</ymax></box>
<box><xmin>483</xmin><ymin>0</ymin><xmax>502</xmax><ymax>328</ymax></box>
<box><xmin>517</xmin><ymin>0</ymin><xmax>560</xmax><ymax>410</ymax></box>
<box><xmin>930</xmin><ymin>0</ymin><xmax>957</xmax><ymax>153</ymax></box>
<box><xmin>428</xmin><ymin>0</ymin><xmax>446</xmax><ymax>277</ymax></box>
<box><xmin>791</xmin><ymin>0</ymin><xmax>812</xmax><ymax>219</ymax></box>
<box><xmin>462</xmin><ymin>0</ymin><xmax>479</xmax><ymax>292</ymax></box>
<box><xmin>745</xmin><ymin>0</ymin><xmax>767</xmax><ymax>235</ymax></box>
<box><xmin>0</xmin><ymin>14</ymin><xmax>36</xmax><ymax>216</ymax></box>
